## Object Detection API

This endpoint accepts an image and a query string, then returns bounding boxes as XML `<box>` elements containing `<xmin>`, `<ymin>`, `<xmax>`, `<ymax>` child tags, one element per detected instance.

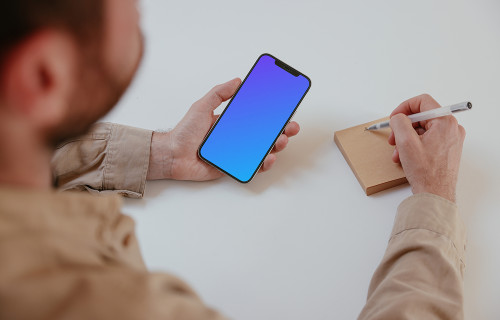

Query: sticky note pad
<box><xmin>334</xmin><ymin>117</ymin><xmax>408</xmax><ymax>195</ymax></box>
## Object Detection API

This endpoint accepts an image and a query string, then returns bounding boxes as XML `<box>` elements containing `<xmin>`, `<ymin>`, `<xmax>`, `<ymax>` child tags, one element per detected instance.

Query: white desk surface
<box><xmin>104</xmin><ymin>1</ymin><xmax>500</xmax><ymax>319</ymax></box>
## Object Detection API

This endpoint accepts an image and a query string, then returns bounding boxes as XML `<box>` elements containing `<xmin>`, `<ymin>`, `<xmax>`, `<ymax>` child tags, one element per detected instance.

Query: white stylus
<box><xmin>365</xmin><ymin>101</ymin><xmax>472</xmax><ymax>131</ymax></box>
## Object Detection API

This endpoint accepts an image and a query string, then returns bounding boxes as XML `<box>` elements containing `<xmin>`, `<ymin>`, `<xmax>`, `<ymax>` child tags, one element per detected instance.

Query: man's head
<box><xmin>0</xmin><ymin>0</ymin><xmax>143</xmax><ymax>146</ymax></box>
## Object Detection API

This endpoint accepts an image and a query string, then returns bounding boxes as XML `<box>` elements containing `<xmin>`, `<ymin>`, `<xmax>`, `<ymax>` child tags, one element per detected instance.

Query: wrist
<box><xmin>411</xmin><ymin>184</ymin><xmax>456</xmax><ymax>203</ymax></box>
<box><xmin>146</xmin><ymin>131</ymin><xmax>175</xmax><ymax>180</ymax></box>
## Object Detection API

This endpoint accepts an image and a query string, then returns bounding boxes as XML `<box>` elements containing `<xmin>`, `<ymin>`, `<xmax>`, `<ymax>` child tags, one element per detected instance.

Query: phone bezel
<box><xmin>197</xmin><ymin>53</ymin><xmax>312</xmax><ymax>183</ymax></box>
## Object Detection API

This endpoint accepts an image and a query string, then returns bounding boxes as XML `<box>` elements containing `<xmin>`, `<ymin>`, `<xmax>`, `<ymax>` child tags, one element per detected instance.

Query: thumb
<box><xmin>196</xmin><ymin>78</ymin><xmax>241</xmax><ymax>112</ymax></box>
<box><xmin>389</xmin><ymin>113</ymin><xmax>421</xmax><ymax>154</ymax></box>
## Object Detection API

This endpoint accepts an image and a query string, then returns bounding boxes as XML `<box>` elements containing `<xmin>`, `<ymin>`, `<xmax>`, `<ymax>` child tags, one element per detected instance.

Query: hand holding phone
<box><xmin>148</xmin><ymin>78</ymin><xmax>300</xmax><ymax>182</ymax></box>
<box><xmin>198</xmin><ymin>54</ymin><xmax>311</xmax><ymax>183</ymax></box>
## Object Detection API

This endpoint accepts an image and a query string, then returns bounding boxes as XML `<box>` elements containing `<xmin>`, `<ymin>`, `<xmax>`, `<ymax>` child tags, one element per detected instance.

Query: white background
<box><xmin>105</xmin><ymin>0</ymin><xmax>500</xmax><ymax>319</ymax></box>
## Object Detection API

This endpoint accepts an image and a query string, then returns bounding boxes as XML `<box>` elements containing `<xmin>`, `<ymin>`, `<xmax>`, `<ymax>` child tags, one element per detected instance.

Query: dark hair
<box><xmin>0</xmin><ymin>0</ymin><xmax>103</xmax><ymax>62</ymax></box>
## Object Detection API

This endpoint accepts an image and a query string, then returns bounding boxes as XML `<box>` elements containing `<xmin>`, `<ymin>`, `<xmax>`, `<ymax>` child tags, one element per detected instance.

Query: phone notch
<box><xmin>274</xmin><ymin>58</ymin><xmax>301</xmax><ymax>77</ymax></box>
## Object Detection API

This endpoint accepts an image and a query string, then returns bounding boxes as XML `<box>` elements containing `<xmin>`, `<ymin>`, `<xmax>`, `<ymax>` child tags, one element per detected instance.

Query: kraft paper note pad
<box><xmin>334</xmin><ymin>117</ymin><xmax>408</xmax><ymax>195</ymax></box>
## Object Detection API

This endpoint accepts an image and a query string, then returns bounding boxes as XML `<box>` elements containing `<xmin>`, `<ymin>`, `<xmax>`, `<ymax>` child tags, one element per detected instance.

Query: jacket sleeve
<box><xmin>0</xmin><ymin>267</ymin><xmax>229</xmax><ymax>320</ymax></box>
<box><xmin>358</xmin><ymin>193</ymin><xmax>466</xmax><ymax>320</ymax></box>
<box><xmin>51</xmin><ymin>122</ymin><xmax>153</xmax><ymax>199</ymax></box>
<box><xmin>0</xmin><ymin>191</ymin><xmax>228</xmax><ymax>320</ymax></box>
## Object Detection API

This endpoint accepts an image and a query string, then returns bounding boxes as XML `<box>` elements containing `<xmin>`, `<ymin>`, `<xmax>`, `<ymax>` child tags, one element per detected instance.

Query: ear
<box><xmin>0</xmin><ymin>30</ymin><xmax>78</xmax><ymax>131</ymax></box>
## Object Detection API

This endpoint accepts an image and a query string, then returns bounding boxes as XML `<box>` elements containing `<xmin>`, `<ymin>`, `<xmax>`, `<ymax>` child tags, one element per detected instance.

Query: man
<box><xmin>0</xmin><ymin>1</ymin><xmax>466</xmax><ymax>319</ymax></box>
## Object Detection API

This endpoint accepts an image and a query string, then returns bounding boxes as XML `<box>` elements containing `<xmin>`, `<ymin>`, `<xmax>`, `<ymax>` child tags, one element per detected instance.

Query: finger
<box><xmin>389</xmin><ymin>125</ymin><xmax>426</xmax><ymax>146</ymax></box>
<box><xmin>415</xmin><ymin>127</ymin><xmax>426</xmax><ymax>135</ymax></box>
<box><xmin>390</xmin><ymin>94</ymin><xmax>441</xmax><ymax>118</ymax></box>
<box><xmin>196</xmin><ymin>78</ymin><xmax>241</xmax><ymax>112</ymax></box>
<box><xmin>283</xmin><ymin>121</ymin><xmax>300</xmax><ymax>137</ymax></box>
<box><xmin>388</xmin><ymin>131</ymin><xmax>395</xmax><ymax>146</ymax></box>
<box><xmin>458</xmin><ymin>124</ymin><xmax>466</xmax><ymax>142</ymax></box>
<box><xmin>392</xmin><ymin>146</ymin><xmax>400</xmax><ymax>163</ymax></box>
<box><xmin>273</xmin><ymin>135</ymin><xmax>289</xmax><ymax>153</ymax></box>
<box><xmin>259</xmin><ymin>154</ymin><xmax>277</xmax><ymax>172</ymax></box>
<box><xmin>390</xmin><ymin>114</ymin><xmax>421</xmax><ymax>155</ymax></box>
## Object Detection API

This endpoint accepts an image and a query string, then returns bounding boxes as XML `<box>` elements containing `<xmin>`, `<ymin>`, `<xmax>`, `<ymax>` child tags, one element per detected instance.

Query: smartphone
<box><xmin>198</xmin><ymin>53</ymin><xmax>311</xmax><ymax>183</ymax></box>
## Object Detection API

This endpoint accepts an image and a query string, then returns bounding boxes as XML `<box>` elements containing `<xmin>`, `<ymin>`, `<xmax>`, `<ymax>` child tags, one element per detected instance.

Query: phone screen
<box><xmin>198</xmin><ymin>54</ymin><xmax>311</xmax><ymax>183</ymax></box>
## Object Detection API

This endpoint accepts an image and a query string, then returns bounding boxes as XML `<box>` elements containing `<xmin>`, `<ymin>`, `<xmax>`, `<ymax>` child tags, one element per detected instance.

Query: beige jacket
<box><xmin>0</xmin><ymin>123</ymin><xmax>466</xmax><ymax>319</ymax></box>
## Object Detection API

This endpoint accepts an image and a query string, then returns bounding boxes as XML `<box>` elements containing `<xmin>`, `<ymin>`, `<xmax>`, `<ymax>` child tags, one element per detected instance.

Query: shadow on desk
<box><xmin>125</xmin><ymin>117</ymin><xmax>339</xmax><ymax>200</ymax></box>
<box><xmin>243</xmin><ymin>120</ymin><xmax>335</xmax><ymax>194</ymax></box>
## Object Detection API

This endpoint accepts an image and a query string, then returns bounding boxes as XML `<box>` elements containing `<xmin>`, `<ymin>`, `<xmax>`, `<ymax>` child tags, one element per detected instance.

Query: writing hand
<box><xmin>388</xmin><ymin>94</ymin><xmax>466</xmax><ymax>202</ymax></box>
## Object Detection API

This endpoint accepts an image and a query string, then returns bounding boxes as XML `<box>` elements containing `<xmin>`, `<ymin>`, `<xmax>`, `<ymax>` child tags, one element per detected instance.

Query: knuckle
<box><xmin>393</xmin><ymin>130</ymin><xmax>412</xmax><ymax>147</ymax></box>
<box><xmin>419</xmin><ymin>94</ymin><xmax>441</xmax><ymax>109</ymax></box>
<box><xmin>391</xmin><ymin>113</ymin><xmax>405</xmax><ymax>122</ymax></box>
<box><xmin>208</xmin><ymin>89</ymin><xmax>223</xmax><ymax>106</ymax></box>
<box><xmin>444</xmin><ymin>115</ymin><xmax>458</xmax><ymax>126</ymax></box>
<box><xmin>390</xmin><ymin>113</ymin><xmax>408</xmax><ymax>127</ymax></box>
<box><xmin>451</xmin><ymin>115</ymin><xmax>458</xmax><ymax>124</ymax></box>
<box><xmin>398</xmin><ymin>136</ymin><xmax>413</xmax><ymax>149</ymax></box>
<box><xmin>458</xmin><ymin>125</ymin><xmax>466</xmax><ymax>138</ymax></box>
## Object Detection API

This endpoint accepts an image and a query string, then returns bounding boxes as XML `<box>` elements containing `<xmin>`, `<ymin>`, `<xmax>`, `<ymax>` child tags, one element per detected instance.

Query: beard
<box><xmin>47</xmin><ymin>31</ymin><xmax>145</xmax><ymax>147</ymax></box>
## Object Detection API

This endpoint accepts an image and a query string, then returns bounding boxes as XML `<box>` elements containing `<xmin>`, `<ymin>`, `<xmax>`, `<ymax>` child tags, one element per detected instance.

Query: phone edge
<box><xmin>197</xmin><ymin>53</ymin><xmax>312</xmax><ymax>184</ymax></box>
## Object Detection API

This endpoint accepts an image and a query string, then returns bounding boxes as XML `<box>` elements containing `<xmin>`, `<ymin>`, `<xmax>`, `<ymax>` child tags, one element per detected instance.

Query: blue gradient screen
<box><xmin>199</xmin><ymin>54</ymin><xmax>311</xmax><ymax>182</ymax></box>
